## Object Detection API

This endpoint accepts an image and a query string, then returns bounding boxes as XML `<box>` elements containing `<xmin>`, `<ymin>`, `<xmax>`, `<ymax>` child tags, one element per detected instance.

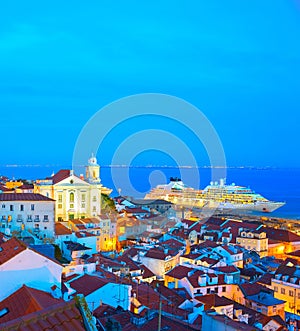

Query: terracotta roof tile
<box><xmin>68</xmin><ymin>274</ymin><xmax>109</xmax><ymax>296</ymax></box>
<box><xmin>0</xmin><ymin>285</ymin><xmax>62</xmax><ymax>323</ymax></box>
<box><xmin>64</xmin><ymin>241</ymin><xmax>91</xmax><ymax>252</ymax></box>
<box><xmin>165</xmin><ymin>265</ymin><xmax>192</xmax><ymax>279</ymax></box>
<box><xmin>212</xmin><ymin>265</ymin><xmax>239</xmax><ymax>273</ymax></box>
<box><xmin>55</xmin><ymin>223</ymin><xmax>72</xmax><ymax>235</ymax></box>
<box><xmin>0</xmin><ymin>237</ymin><xmax>27</xmax><ymax>265</ymax></box>
<box><xmin>0</xmin><ymin>193</ymin><xmax>55</xmax><ymax>201</ymax></box>
<box><xmin>144</xmin><ymin>248</ymin><xmax>168</xmax><ymax>260</ymax></box>
<box><xmin>52</xmin><ymin>169</ymin><xmax>71</xmax><ymax>184</ymax></box>
<box><xmin>265</xmin><ymin>227</ymin><xmax>300</xmax><ymax>243</ymax></box>
<box><xmin>17</xmin><ymin>184</ymin><xmax>34</xmax><ymax>190</ymax></box>
<box><xmin>239</xmin><ymin>283</ymin><xmax>268</xmax><ymax>297</ymax></box>
<box><xmin>0</xmin><ymin>299</ymin><xmax>85</xmax><ymax>331</ymax></box>
<box><xmin>140</xmin><ymin>264</ymin><xmax>156</xmax><ymax>279</ymax></box>
<box><xmin>196</xmin><ymin>294</ymin><xmax>233</xmax><ymax>309</ymax></box>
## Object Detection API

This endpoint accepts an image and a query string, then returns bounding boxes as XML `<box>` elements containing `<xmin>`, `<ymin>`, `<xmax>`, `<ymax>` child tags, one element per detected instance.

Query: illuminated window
<box><xmin>58</xmin><ymin>194</ymin><xmax>62</xmax><ymax>203</ymax></box>
<box><xmin>281</xmin><ymin>288</ymin><xmax>285</xmax><ymax>294</ymax></box>
<box><xmin>70</xmin><ymin>192</ymin><xmax>74</xmax><ymax>203</ymax></box>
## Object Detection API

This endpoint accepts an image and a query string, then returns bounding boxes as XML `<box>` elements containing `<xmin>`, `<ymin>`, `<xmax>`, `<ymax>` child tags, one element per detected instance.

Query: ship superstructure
<box><xmin>144</xmin><ymin>178</ymin><xmax>285</xmax><ymax>213</ymax></box>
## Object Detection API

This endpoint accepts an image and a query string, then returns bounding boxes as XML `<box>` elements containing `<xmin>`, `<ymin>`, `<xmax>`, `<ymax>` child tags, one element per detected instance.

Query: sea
<box><xmin>1</xmin><ymin>165</ymin><xmax>299</xmax><ymax>220</ymax></box>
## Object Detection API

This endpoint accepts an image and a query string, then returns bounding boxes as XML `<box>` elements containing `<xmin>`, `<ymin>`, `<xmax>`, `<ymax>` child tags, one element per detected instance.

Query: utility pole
<box><xmin>158</xmin><ymin>298</ymin><xmax>162</xmax><ymax>331</ymax></box>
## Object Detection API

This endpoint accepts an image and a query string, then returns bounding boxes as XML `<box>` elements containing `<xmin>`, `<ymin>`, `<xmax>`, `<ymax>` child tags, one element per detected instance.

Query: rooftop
<box><xmin>0</xmin><ymin>285</ymin><xmax>61</xmax><ymax>324</ymax></box>
<box><xmin>196</xmin><ymin>294</ymin><xmax>233</xmax><ymax>309</ymax></box>
<box><xmin>0</xmin><ymin>299</ymin><xmax>85</xmax><ymax>331</ymax></box>
<box><xmin>0</xmin><ymin>193</ymin><xmax>55</xmax><ymax>201</ymax></box>
<box><xmin>0</xmin><ymin>237</ymin><xmax>27</xmax><ymax>265</ymax></box>
<box><xmin>247</xmin><ymin>292</ymin><xmax>285</xmax><ymax>306</ymax></box>
<box><xmin>55</xmin><ymin>223</ymin><xmax>72</xmax><ymax>236</ymax></box>
<box><xmin>68</xmin><ymin>274</ymin><xmax>109</xmax><ymax>296</ymax></box>
<box><xmin>64</xmin><ymin>241</ymin><xmax>92</xmax><ymax>252</ymax></box>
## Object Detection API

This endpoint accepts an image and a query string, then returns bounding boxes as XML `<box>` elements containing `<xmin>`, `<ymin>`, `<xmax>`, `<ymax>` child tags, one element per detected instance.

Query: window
<box><xmin>10</xmin><ymin>205</ymin><xmax>14</xmax><ymax>211</ymax></box>
<box><xmin>81</xmin><ymin>203</ymin><xmax>85</xmax><ymax>208</ymax></box>
<box><xmin>58</xmin><ymin>194</ymin><xmax>62</xmax><ymax>203</ymax></box>
<box><xmin>93</xmin><ymin>206</ymin><xmax>96</xmax><ymax>212</ymax></box>
<box><xmin>281</xmin><ymin>288</ymin><xmax>285</xmax><ymax>294</ymax></box>
<box><xmin>20</xmin><ymin>205</ymin><xmax>24</xmax><ymax>211</ymax></box>
<box><xmin>70</xmin><ymin>192</ymin><xmax>74</xmax><ymax>203</ymax></box>
<box><xmin>289</xmin><ymin>290</ymin><xmax>294</xmax><ymax>297</ymax></box>
<box><xmin>34</xmin><ymin>215</ymin><xmax>40</xmax><ymax>222</ymax></box>
<box><xmin>44</xmin><ymin>227</ymin><xmax>47</xmax><ymax>230</ymax></box>
<box><xmin>298</xmin><ymin>292</ymin><xmax>300</xmax><ymax>300</ymax></box>
<box><xmin>81</xmin><ymin>194</ymin><xmax>86</xmax><ymax>202</ymax></box>
<box><xmin>222</xmin><ymin>286</ymin><xmax>226</xmax><ymax>292</ymax></box>
<box><xmin>31</xmin><ymin>204</ymin><xmax>34</xmax><ymax>211</ymax></box>
<box><xmin>1</xmin><ymin>215</ymin><xmax>6</xmax><ymax>220</ymax></box>
<box><xmin>2</xmin><ymin>204</ymin><xmax>5</xmax><ymax>208</ymax></box>
<box><xmin>27</xmin><ymin>215</ymin><xmax>32</xmax><ymax>222</ymax></box>
<box><xmin>17</xmin><ymin>215</ymin><xmax>22</xmax><ymax>222</ymax></box>
<box><xmin>43</xmin><ymin>215</ymin><xmax>49</xmax><ymax>222</ymax></box>
<box><xmin>274</xmin><ymin>286</ymin><xmax>278</xmax><ymax>292</ymax></box>
<box><xmin>58</xmin><ymin>204</ymin><xmax>62</xmax><ymax>209</ymax></box>
<box><xmin>93</xmin><ymin>196</ymin><xmax>96</xmax><ymax>202</ymax></box>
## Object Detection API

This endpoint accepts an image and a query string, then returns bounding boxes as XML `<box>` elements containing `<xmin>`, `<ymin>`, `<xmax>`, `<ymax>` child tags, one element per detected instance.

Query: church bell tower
<box><xmin>86</xmin><ymin>153</ymin><xmax>100</xmax><ymax>183</ymax></box>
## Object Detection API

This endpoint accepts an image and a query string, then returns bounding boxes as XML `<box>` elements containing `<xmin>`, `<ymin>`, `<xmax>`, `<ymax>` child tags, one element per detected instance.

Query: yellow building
<box><xmin>270</xmin><ymin>259</ymin><xmax>300</xmax><ymax>315</ymax></box>
<box><xmin>34</xmin><ymin>155</ymin><xmax>111</xmax><ymax>222</ymax></box>
<box><xmin>5</xmin><ymin>181</ymin><xmax>23</xmax><ymax>189</ymax></box>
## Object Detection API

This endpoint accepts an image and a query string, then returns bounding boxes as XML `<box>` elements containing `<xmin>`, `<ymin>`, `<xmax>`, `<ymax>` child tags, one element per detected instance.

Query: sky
<box><xmin>0</xmin><ymin>0</ymin><xmax>300</xmax><ymax>169</ymax></box>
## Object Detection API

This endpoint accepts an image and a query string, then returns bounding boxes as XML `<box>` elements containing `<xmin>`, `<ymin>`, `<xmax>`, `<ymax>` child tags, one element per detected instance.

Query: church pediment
<box><xmin>54</xmin><ymin>174</ymin><xmax>90</xmax><ymax>187</ymax></box>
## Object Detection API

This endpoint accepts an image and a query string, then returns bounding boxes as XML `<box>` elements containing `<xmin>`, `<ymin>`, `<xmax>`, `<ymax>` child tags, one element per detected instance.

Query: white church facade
<box><xmin>34</xmin><ymin>155</ymin><xmax>111</xmax><ymax>222</ymax></box>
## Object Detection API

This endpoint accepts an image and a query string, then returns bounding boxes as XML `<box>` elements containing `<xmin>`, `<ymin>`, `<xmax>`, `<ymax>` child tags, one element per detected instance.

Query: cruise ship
<box><xmin>144</xmin><ymin>178</ymin><xmax>285</xmax><ymax>213</ymax></box>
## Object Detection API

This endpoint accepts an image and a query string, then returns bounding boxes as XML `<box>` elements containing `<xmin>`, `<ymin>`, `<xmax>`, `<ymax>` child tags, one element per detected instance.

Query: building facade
<box><xmin>34</xmin><ymin>155</ymin><xmax>110</xmax><ymax>222</ymax></box>
<box><xmin>0</xmin><ymin>193</ymin><xmax>55</xmax><ymax>240</ymax></box>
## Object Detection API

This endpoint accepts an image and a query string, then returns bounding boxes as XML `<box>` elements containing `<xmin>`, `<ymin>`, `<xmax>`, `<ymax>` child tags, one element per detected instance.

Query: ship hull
<box><xmin>144</xmin><ymin>195</ymin><xmax>285</xmax><ymax>213</ymax></box>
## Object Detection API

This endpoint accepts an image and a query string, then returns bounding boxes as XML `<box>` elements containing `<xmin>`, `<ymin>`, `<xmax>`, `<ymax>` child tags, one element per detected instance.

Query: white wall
<box><xmin>85</xmin><ymin>283</ymin><xmax>132</xmax><ymax>312</ymax></box>
<box><xmin>0</xmin><ymin>200</ymin><xmax>55</xmax><ymax>239</ymax></box>
<box><xmin>0</xmin><ymin>249</ymin><xmax>63</xmax><ymax>300</ymax></box>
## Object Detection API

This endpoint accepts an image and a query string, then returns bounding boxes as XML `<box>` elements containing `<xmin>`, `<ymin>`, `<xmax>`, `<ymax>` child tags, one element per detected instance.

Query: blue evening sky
<box><xmin>0</xmin><ymin>1</ymin><xmax>299</xmax><ymax>168</ymax></box>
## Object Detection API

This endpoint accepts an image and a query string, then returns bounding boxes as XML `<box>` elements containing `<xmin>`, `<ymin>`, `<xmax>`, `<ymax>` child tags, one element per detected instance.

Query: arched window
<box><xmin>70</xmin><ymin>192</ymin><xmax>74</xmax><ymax>203</ymax></box>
